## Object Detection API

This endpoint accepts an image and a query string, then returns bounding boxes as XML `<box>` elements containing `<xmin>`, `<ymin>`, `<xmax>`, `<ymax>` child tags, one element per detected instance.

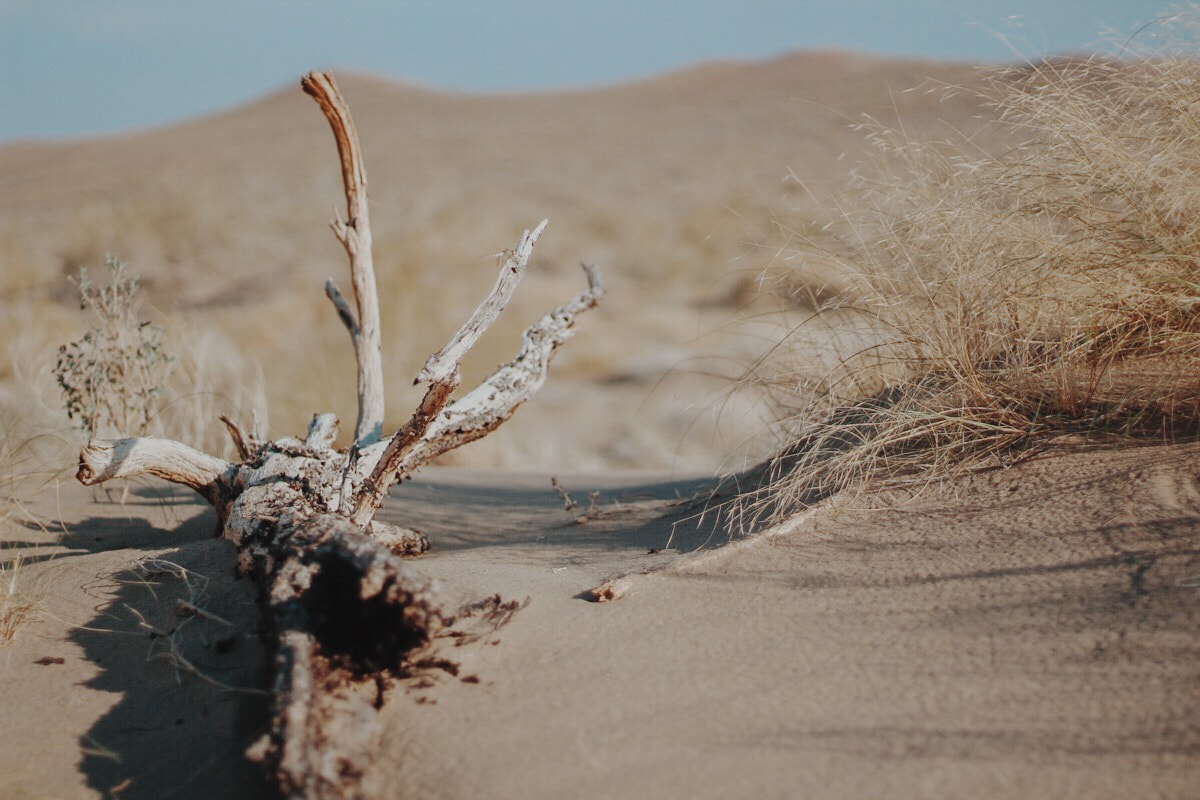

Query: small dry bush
<box><xmin>54</xmin><ymin>254</ymin><xmax>168</xmax><ymax>438</ymax></box>
<box><xmin>739</xmin><ymin>12</ymin><xmax>1200</xmax><ymax>528</ymax></box>
<box><xmin>49</xmin><ymin>254</ymin><xmax>267</xmax><ymax>459</ymax></box>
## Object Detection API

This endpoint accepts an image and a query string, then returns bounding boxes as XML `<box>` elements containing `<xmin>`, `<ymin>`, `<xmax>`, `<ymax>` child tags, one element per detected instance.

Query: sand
<box><xmin>2</xmin><ymin>441</ymin><xmax>1198</xmax><ymax>799</ymax></box>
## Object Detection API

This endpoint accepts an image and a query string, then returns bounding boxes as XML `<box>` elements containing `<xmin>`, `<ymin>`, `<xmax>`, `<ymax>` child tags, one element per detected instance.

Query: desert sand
<box><xmin>2</xmin><ymin>51</ymin><xmax>1199</xmax><ymax>799</ymax></box>
<box><xmin>2</xmin><ymin>440</ymin><xmax>1199</xmax><ymax>798</ymax></box>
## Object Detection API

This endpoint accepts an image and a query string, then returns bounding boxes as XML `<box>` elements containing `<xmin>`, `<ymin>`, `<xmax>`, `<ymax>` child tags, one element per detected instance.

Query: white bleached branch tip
<box><xmin>305</xmin><ymin>413</ymin><xmax>340</xmax><ymax>451</ymax></box>
<box><xmin>416</xmin><ymin>219</ymin><xmax>549</xmax><ymax>386</ymax></box>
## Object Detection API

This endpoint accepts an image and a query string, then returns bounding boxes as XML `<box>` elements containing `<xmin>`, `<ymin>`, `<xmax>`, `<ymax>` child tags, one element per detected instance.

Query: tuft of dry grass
<box><xmin>738</xmin><ymin>12</ymin><xmax>1200</xmax><ymax>529</ymax></box>
<box><xmin>0</xmin><ymin>548</ymin><xmax>39</xmax><ymax>645</ymax></box>
<box><xmin>152</xmin><ymin>322</ymin><xmax>269</xmax><ymax>458</ymax></box>
<box><xmin>0</xmin><ymin>424</ymin><xmax>56</xmax><ymax>645</ymax></box>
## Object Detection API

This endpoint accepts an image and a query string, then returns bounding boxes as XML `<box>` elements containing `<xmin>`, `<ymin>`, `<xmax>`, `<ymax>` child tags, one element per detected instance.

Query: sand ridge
<box><xmin>0</xmin><ymin>52</ymin><xmax>1003</xmax><ymax>473</ymax></box>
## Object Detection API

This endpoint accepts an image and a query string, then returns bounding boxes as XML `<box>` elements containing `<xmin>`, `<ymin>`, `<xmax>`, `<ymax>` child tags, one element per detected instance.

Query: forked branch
<box><xmin>405</xmin><ymin>262</ymin><xmax>604</xmax><ymax>464</ymax></box>
<box><xmin>350</xmin><ymin>221</ymin><xmax>552</xmax><ymax>525</ymax></box>
<box><xmin>352</xmin><ymin>263</ymin><xmax>604</xmax><ymax>498</ymax></box>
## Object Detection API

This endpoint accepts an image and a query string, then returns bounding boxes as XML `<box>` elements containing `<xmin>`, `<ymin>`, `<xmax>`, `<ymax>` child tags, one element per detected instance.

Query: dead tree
<box><xmin>74</xmin><ymin>71</ymin><xmax>602</xmax><ymax>799</ymax></box>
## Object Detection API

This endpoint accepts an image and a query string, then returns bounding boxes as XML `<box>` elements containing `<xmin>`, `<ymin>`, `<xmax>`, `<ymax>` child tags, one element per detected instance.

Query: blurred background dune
<box><xmin>0</xmin><ymin>52</ymin><xmax>1004</xmax><ymax>472</ymax></box>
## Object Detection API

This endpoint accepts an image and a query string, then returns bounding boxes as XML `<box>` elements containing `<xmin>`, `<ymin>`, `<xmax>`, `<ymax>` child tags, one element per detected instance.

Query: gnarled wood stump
<box><xmin>76</xmin><ymin>71</ymin><xmax>602</xmax><ymax>799</ymax></box>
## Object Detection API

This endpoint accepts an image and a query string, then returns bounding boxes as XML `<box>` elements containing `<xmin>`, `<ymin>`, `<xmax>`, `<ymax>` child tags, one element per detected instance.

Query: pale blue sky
<box><xmin>0</xmin><ymin>1</ymin><xmax>1174</xmax><ymax>141</ymax></box>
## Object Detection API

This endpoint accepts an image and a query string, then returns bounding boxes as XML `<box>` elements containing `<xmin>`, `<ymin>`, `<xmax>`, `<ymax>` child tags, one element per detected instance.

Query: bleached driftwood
<box><xmin>75</xmin><ymin>70</ymin><xmax>602</xmax><ymax>799</ymax></box>
<box><xmin>303</xmin><ymin>71</ymin><xmax>385</xmax><ymax>448</ymax></box>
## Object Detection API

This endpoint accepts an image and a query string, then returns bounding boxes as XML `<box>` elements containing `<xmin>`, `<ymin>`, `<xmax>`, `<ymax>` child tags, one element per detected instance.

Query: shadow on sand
<box><xmin>379</xmin><ymin>471</ymin><xmax>736</xmax><ymax>557</ymax></box>
<box><xmin>44</xmin><ymin>486</ymin><xmax>274</xmax><ymax>799</ymax></box>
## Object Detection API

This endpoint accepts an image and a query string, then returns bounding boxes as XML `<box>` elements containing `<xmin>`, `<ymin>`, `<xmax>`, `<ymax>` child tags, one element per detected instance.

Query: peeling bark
<box><xmin>74</xmin><ymin>70</ymin><xmax>602</xmax><ymax>799</ymax></box>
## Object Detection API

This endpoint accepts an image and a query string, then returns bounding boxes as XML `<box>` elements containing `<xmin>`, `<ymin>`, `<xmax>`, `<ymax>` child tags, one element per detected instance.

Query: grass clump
<box><xmin>0</xmin><ymin>548</ymin><xmax>38</xmax><ymax>645</ymax></box>
<box><xmin>0</xmin><ymin>420</ymin><xmax>54</xmax><ymax>646</ymax></box>
<box><xmin>741</xmin><ymin>13</ymin><xmax>1200</xmax><ymax>528</ymax></box>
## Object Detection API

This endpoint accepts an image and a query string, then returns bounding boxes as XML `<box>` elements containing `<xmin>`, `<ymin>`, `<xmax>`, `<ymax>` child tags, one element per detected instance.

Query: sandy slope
<box><xmin>373</xmin><ymin>445</ymin><xmax>1200</xmax><ymax>799</ymax></box>
<box><xmin>2</xmin><ymin>442</ymin><xmax>1198</xmax><ymax>798</ymax></box>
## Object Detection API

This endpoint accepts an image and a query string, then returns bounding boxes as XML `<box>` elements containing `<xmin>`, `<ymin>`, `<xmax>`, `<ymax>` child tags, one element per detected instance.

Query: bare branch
<box><xmin>413</xmin><ymin>264</ymin><xmax>602</xmax><ymax>458</ymax></box>
<box><xmin>417</xmin><ymin>220</ymin><xmax>547</xmax><ymax>385</ymax></box>
<box><xmin>302</xmin><ymin>71</ymin><xmax>385</xmax><ymax>447</ymax></box>
<box><xmin>350</xmin><ymin>378</ymin><xmax>459</xmax><ymax>527</ymax></box>
<box><xmin>78</xmin><ymin>437</ymin><xmax>234</xmax><ymax>506</ymax></box>
<box><xmin>355</xmin><ymin>263</ymin><xmax>604</xmax><ymax>485</ymax></box>
<box><xmin>219</xmin><ymin>414</ymin><xmax>252</xmax><ymax>460</ymax></box>
<box><xmin>349</xmin><ymin>222</ymin><xmax>554</xmax><ymax>525</ymax></box>
<box><xmin>323</xmin><ymin>278</ymin><xmax>358</xmax><ymax>335</ymax></box>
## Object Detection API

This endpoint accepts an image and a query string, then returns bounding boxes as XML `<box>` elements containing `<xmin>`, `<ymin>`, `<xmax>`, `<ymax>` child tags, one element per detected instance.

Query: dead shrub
<box><xmin>54</xmin><ymin>254</ymin><xmax>169</xmax><ymax>438</ymax></box>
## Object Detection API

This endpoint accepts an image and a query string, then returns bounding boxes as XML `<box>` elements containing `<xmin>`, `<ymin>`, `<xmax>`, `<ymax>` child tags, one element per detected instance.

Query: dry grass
<box><xmin>0</xmin><ymin>549</ymin><xmax>38</xmax><ymax>644</ymax></box>
<box><xmin>152</xmin><ymin>322</ymin><xmax>269</xmax><ymax>459</ymax></box>
<box><xmin>738</xmin><ymin>12</ymin><xmax>1200</xmax><ymax>529</ymax></box>
<box><xmin>0</xmin><ymin>416</ymin><xmax>59</xmax><ymax>645</ymax></box>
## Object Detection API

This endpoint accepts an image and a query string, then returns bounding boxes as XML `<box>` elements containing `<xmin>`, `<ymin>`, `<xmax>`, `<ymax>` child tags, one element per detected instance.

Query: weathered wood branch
<box><xmin>305</xmin><ymin>413</ymin><xmax>340</xmax><ymax>451</ymax></box>
<box><xmin>302</xmin><ymin>71</ymin><xmax>385</xmax><ymax>447</ymax></box>
<box><xmin>418</xmin><ymin>220</ymin><xmax>547</xmax><ymax>384</ymax></box>
<box><xmin>75</xmin><ymin>71</ymin><xmax>603</xmax><ymax>799</ymax></box>
<box><xmin>350</xmin><ymin>378</ymin><xmax>460</xmax><ymax>527</ymax></box>
<box><xmin>78</xmin><ymin>437</ymin><xmax>235</xmax><ymax>508</ymax></box>
<box><xmin>219</xmin><ymin>414</ymin><xmax>253</xmax><ymax>460</ymax></box>
<box><xmin>354</xmin><ymin>263</ymin><xmax>604</xmax><ymax>481</ymax></box>
<box><xmin>323</xmin><ymin>279</ymin><xmax>358</xmax><ymax>336</ymax></box>
<box><xmin>349</xmin><ymin>221</ymin><xmax>550</xmax><ymax>525</ymax></box>
<box><xmin>234</xmin><ymin>498</ymin><xmax>442</xmax><ymax>797</ymax></box>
